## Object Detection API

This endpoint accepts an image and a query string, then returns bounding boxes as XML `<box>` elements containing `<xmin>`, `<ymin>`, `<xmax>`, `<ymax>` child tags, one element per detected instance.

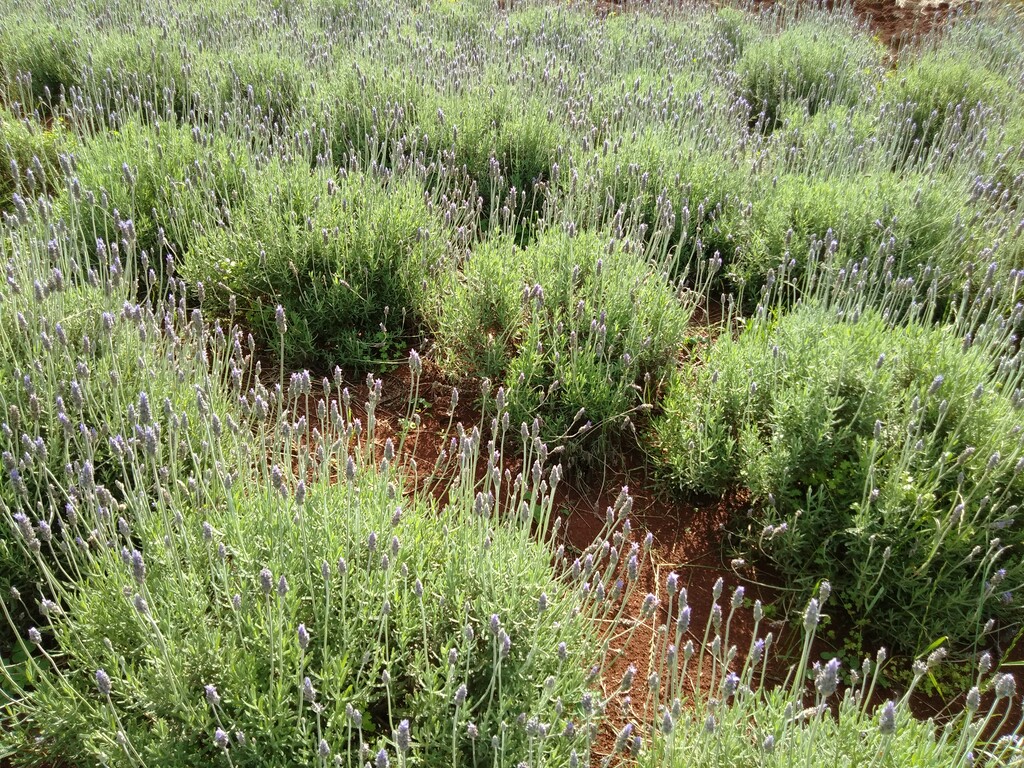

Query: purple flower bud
<box><xmin>346</xmin><ymin>704</ymin><xmax>363</xmax><ymax>727</ymax></box>
<box><xmin>966</xmin><ymin>687</ymin><xmax>981</xmax><ymax>712</ymax></box>
<box><xmin>259</xmin><ymin>568</ymin><xmax>273</xmax><ymax>594</ymax></box>
<box><xmin>12</xmin><ymin>512</ymin><xmax>36</xmax><ymax>545</ymax></box>
<box><xmin>96</xmin><ymin>669</ymin><xmax>111</xmax><ymax>696</ymax></box>
<box><xmin>395</xmin><ymin>719</ymin><xmax>410</xmax><ymax>753</ymax></box>
<box><xmin>641</xmin><ymin>593</ymin><xmax>658</xmax><ymax>618</ymax></box>
<box><xmin>878</xmin><ymin>700</ymin><xmax>896</xmax><ymax>735</ymax></box>
<box><xmin>815</xmin><ymin>658</ymin><xmax>840</xmax><ymax>698</ymax></box>
<box><xmin>614</xmin><ymin>723</ymin><xmax>633</xmax><ymax>753</ymax></box>
<box><xmin>732</xmin><ymin>586</ymin><xmax>745</xmax><ymax>609</ymax></box>
<box><xmin>803</xmin><ymin>598</ymin><xmax>820</xmax><ymax>632</ymax></box>
<box><xmin>130</xmin><ymin>550</ymin><xmax>146</xmax><ymax>584</ymax></box>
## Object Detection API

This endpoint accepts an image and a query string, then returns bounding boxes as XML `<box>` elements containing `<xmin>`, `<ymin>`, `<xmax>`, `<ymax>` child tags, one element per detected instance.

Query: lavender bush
<box><xmin>55</xmin><ymin>116</ymin><xmax>252</xmax><ymax>271</ymax></box>
<box><xmin>736</xmin><ymin>15</ymin><xmax>883</xmax><ymax>129</ymax></box>
<box><xmin>655</xmin><ymin>299</ymin><xmax>1024</xmax><ymax>654</ymax></box>
<box><xmin>183</xmin><ymin>161</ymin><xmax>464</xmax><ymax>368</ymax></box>
<box><xmin>425</xmin><ymin>227</ymin><xmax>697</xmax><ymax>459</ymax></box>
<box><xmin>0</xmin><ymin>17</ymin><xmax>80</xmax><ymax>110</ymax></box>
<box><xmin>0</xmin><ymin>107</ymin><xmax>71</xmax><ymax>210</ymax></box>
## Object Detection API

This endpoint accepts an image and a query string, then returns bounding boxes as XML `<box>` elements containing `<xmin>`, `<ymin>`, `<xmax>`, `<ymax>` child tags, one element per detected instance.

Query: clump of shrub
<box><xmin>732</xmin><ymin>170</ymin><xmax>979</xmax><ymax>300</ymax></box>
<box><xmin>771</xmin><ymin>102</ymin><xmax>879</xmax><ymax>169</ymax></box>
<box><xmin>426</xmin><ymin>228</ymin><xmax>693</xmax><ymax>455</ymax></box>
<box><xmin>0</xmin><ymin>210</ymin><xmax>235</xmax><ymax>662</ymax></box>
<box><xmin>506</xmin><ymin>5</ymin><xmax>596</xmax><ymax>51</ymax></box>
<box><xmin>57</xmin><ymin>117</ymin><xmax>251</xmax><ymax>264</ymax></box>
<box><xmin>419</xmin><ymin>84</ymin><xmax>564</xmax><ymax>239</ymax></box>
<box><xmin>655</xmin><ymin>303</ymin><xmax>1024</xmax><ymax>654</ymax></box>
<box><xmin>319</xmin><ymin>62</ymin><xmax>424</xmax><ymax>167</ymax></box>
<box><xmin>6</xmin><ymin>461</ymin><xmax>595</xmax><ymax>766</ymax></box>
<box><xmin>884</xmin><ymin>51</ymin><xmax>1015</xmax><ymax>162</ymax></box>
<box><xmin>0</xmin><ymin>19</ymin><xmax>81</xmax><ymax>109</ymax></box>
<box><xmin>985</xmin><ymin>115</ymin><xmax>1024</xmax><ymax>203</ymax></box>
<box><xmin>563</xmin><ymin>127</ymin><xmax>748</xmax><ymax>278</ymax></box>
<box><xmin>736</xmin><ymin>19</ymin><xmax>882</xmax><ymax>129</ymax></box>
<box><xmin>712</xmin><ymin>6</ymin><xmax>758</xmax><ymax>59</ymax></box>
<box><xmin>634</xmin><ymin>579</ymin><xmax>1019</xmax><ymax>767</ymax></box>
<box><xmin>203</xmin><ymin>47</ymin><xmax>309</xmax><ymax>119</ymax></box>
<box><xmin>584</xmin><ymin>66</ymin><xmax>703</xmax><ymax>133</ymax></box>
<box><xmin>0</xmin><ymin>108</ymin><xmax>70</xmax><ymax>210</ymax></box>
<box><xmin>88</xmin><ymin>31</ymin><xmax>193</xmax><ymax>119</ymax></box>
<box><xmin>185</xmin><ymin>162</ymin><xmax>449</xmax><ymax>369</ymax></box>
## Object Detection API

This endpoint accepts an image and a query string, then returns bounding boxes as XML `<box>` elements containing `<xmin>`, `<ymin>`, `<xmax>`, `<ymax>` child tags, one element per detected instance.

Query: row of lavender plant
<box><xmin>0</xmin><ymin>164</ymin><xmax>1018</xmax><ymax>764</ymax></box>
<box><xmin>0</xmin><ymin>190</ymin><xmax>596</xmax><ymax>764</ymax></box>
<box><xmin>1</xmin><ymin>214</ymin><xmax>1020</xmax><ymax>764</ymax></box>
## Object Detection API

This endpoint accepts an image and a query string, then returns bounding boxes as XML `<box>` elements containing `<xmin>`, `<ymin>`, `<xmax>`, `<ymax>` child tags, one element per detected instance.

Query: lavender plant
<box><xmin>418</xmin><ymin>82</ymin><xmax>565</xmax><ymax>240</ymax></box>
<box><xmin>318</xmin><ymin>62</ymin><xmax>424</xmax><ymax>170</ymax></box>
<box><xmin>631</xmin><ymin>579</ymin><xmax>1024</xmax><ymax>768</ymax></box>
<box><xmin>655</xmin><ymin>300</ymin><xmax>1024</xmax><ymax>654</ymax></box>
<box><xmin>736</xmin><ymin>14</ymin><xmax>884</xmax><ymax>130</ymax></box>
<box><xmin>0</xmin><ymin>17</ymin><xmax>81</xmax><ymax>111</ymax></box>
<box><xmin>88</xmin><ymin>30</ymin><xmax>194</xmax><ymax>120</ymax></box>
<box><xmin>732</xmin><ymin>170</ymin><xmax>984</xmax><ymax>302</ymax></box>
<box><xmin>425</xmin><ymin>227</ymin><xmax>696</xmax><ymax>459</ymax></box>
<box><xmin>201</xmin><ymin>47</ymin><xmax>310</xmax><ymax>121</ymax></box>
<box><xmin>183</xmin><ymin>161</ymin><xmax>463</xmax><ymax>368</ymax></box>
<box><xmin>56</xmin><ymin>116</ymin><xmax>252</xmax><ymax>271</ymax></box>
<box><xmin>884</xmin><ymin>49</ymin><xmax>1017</xmax><ymax>165</ymax></box>
<box><xmin>0</xmin><ymin>107</ymin><xmax>71</xmax><ymax>210</ymax></box>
